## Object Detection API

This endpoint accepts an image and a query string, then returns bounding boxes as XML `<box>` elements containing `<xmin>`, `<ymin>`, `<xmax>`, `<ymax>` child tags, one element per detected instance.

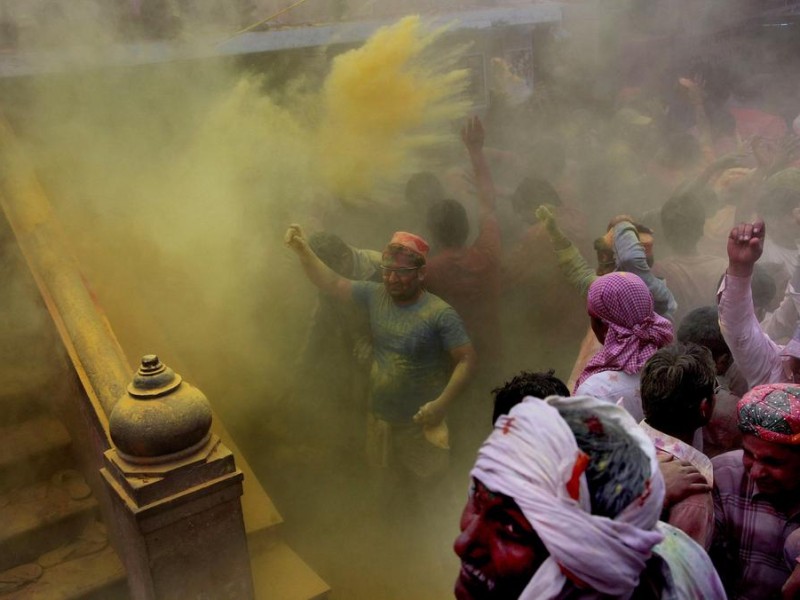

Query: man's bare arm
<box><xmin>284</xmin><ymin>224</ymin><xmax>352</xmax><ymax>302</ymax></box>
<box><xmin>462</xmin><ymin>116</ymin><xmax>496</xmax><ymax>217</ymax></box>
<box><xmin>413</xmin><ymin>343</ymin><xmax>477</xmax><ymax>427</ymax></box>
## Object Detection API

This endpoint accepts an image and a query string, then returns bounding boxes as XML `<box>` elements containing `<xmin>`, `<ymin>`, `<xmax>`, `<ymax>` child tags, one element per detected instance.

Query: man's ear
<box><xmin>418</xmin><ymin>264</ymin><xmax>427</xmax><ymax>282</ymax></box>
<box><xmin>699</xmin><ymin>396</ymin><xmax>714</xmax><ymax>425</ymax></box>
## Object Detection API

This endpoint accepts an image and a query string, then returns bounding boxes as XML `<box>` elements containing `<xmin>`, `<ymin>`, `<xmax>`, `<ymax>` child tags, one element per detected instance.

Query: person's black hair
<box><xmin>556</xmin><ymin>407</ymin><xmax>649</xmax><ymax>518</ymax></box>
<box><xmin>308</xmin><ymin>232</ymin><xmax>351</xmax><ymax>276</ymax></box>
<box><xmin>427</xmin><ymin>198</ymin><xmax>469</xmax><ymax>248</ymax></box>
<box><xmin>660</xmin><ymin>191</ymin><xmax>707</xmax><ymax>250</ymax></box>
<box><xmin>491</xmin><ymin>370</ymin><xmax>569</xmax><ymax>424</ymax></box>
<box><xmin>405</xmin><ymin>172</ymin><xmax>444</xmax><ymax>209</ymax></box>
<box><xmin>640</xmin><ymin>342</ymin><xmax>716</xmax><ymax>436</ymax></box>
<box><xmin>677</xmin><ymin>306</ymin><xmax>730</xmax><ymax>361</ymax></box>
<box><xmin>511</xmin><ymin>177</ymin><xmax>561</xmax><ymax>212</ymax></box>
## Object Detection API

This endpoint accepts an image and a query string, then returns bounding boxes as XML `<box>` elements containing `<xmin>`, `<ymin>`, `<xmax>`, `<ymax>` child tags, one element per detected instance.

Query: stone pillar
<box><xmin>101</xmin><ymin>355</ymin><xmax>254</xmax><ymax>600</ymax></box>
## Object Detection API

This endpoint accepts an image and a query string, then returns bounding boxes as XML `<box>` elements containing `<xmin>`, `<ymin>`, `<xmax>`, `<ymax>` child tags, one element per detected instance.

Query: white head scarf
<box><xmin>470</xmin><ymin>395</ymin><xmax>665</xmax><ymax>600</ymax></box>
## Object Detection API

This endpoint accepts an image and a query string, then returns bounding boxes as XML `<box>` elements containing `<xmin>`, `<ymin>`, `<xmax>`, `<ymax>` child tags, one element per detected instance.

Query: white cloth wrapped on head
<box><xmin>470</xmin><ymin>395</ymin><xmax>665</xmax><ymax>600</ymax></box>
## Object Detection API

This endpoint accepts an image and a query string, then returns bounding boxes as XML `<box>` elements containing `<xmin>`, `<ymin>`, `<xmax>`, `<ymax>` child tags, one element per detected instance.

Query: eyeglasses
<box><xmin>380</xmin><ymin>266</ymin><xmax>419</xmax><ymax>276</ymax></box>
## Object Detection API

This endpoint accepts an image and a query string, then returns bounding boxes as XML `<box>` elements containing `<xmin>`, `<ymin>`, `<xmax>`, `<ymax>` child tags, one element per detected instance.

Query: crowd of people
<box><xmin>285</xmin><ymin>56</ymin><xmax>800</xmax><ymax>599</ymax></box>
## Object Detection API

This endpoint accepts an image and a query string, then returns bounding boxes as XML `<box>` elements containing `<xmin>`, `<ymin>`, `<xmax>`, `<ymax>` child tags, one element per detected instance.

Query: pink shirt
<box><xmin>717</xmin><ymin>272</ymin><xmax>788</xmax><ymax>388</ymax></box>
<box><xmin>640</xmin><ymin>421</ymin><xmax>714</xmax><ymax>550</ymax></box>
<box><xmin>575</xmin><ymin>370</ymin><xmax>643</xmax><ymax>421</ymax></box>
<box><xmin>713</xmin><ymin>450</ymin><xmax>800</xmax><ymax>599</ymax></box>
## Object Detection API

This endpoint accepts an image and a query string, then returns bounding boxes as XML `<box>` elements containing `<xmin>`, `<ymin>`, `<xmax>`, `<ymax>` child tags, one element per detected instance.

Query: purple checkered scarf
<box><xmin>575</xmin><ymin>272</ymin><xmax>674</xmax><ymax>390</ymax></box>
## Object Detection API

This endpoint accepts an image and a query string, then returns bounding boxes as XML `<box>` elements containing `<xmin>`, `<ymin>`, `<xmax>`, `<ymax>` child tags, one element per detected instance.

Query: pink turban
<box><xmin>738</xmin><ymin>383</ymin><xmax>800</xmax><ymax>445</ymax></box>
<box><xmin>388</xmin><ymin>231</ymin><xmax>429</xmax><ymax>258</ymax></box>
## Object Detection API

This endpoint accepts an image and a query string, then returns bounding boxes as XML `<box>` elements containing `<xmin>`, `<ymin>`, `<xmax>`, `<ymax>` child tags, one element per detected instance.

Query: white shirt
<box><xmin>575</xmin><ymin>370</ymin><xmax>643</xmax><ymax>421</ymax></box>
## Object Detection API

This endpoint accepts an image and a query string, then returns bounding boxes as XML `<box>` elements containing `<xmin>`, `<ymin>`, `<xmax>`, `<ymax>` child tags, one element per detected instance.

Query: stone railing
<box><xmin>0</xmin><ymin>113</ymin><xmax>255</xmax><ymax>599</ymax></box>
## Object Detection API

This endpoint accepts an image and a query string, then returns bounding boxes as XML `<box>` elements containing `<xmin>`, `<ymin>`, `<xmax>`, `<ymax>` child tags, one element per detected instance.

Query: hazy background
<box><xmin>1</xmin><ymin>1</ymin><xmax>799</xmax><ymax>598</ymax></box>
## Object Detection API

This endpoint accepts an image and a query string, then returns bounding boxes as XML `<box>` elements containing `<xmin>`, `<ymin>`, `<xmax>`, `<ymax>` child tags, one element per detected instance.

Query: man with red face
<box><xmin>454</xmin><ymin>395</ymin><xmax>724</xmax><ymax>599</ymax></box>
<box><xmin>285</xmin><ymin>225</ymin><xmax>476</xmax><ymax>479</ymax></box>
<box><xmin>711</xmin><ymin>383</ymin><xmax>800</xmax><ymax>599</ymax></box>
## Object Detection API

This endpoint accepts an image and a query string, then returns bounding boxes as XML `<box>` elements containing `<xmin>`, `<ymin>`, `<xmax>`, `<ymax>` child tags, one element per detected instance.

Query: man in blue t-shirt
<box><xmin>285</xmin><ymin>225</ymin><xmax>476</xmax><ymax>478</ymax></box>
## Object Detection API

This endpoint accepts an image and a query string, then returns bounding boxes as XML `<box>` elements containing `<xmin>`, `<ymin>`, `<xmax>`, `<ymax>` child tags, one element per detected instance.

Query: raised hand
<box><xmin>679</xmin><ymin>73</ymin><xmax>706</xmax><ymax>105</ymax></box>
<box><xmin>461</xmin><ymin>115</ymin><xmax>485</xmax><ymax>153</ymax></box>
<box><xmin>535</xmin><ymin>204</ymin><xmax>557</xmax><ymax>233</ymax></box>
<box><xmin>727</xmin><ymin>220</ymin><xmax>765</xmax><ymax>277</ymax></box>
<box><xmin>284</xmin><ymin>224</ymin><xmax>309</xmax><ymax>254</ymax></box>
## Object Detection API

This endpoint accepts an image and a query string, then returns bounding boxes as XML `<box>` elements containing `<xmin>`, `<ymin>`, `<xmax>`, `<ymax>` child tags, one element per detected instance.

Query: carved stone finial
<box><xmin>109</xmin><ymin>355</ymin><xmax>212</xmax><ymax>464</ymax></box>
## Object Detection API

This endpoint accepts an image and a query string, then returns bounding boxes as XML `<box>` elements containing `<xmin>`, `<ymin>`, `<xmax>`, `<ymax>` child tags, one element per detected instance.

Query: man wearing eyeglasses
<box><xmin>285</xmin><ymin>225</ymin><xmax>476</xmax><ymax>479</ymax></box>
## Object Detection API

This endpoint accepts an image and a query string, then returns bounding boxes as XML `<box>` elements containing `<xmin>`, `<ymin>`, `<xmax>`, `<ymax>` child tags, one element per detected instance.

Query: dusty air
<box><xmin>0</xmin><ymin>1</ymin><xmax>799</xmax><ymax>599</ymax></box>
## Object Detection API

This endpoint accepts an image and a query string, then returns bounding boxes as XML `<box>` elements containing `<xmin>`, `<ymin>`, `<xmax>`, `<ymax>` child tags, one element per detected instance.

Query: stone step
<box><xmin>250</xmin><ymin>534</ymin><xmax>330</xmax><ymax>600</ymax></box>
<box><xmin>0</xmin><ymin>543</ymin><xmax>127</xmax><ymax>600</ymax></box>
<box><xmin>0</xmin><ymin>379</ymin><xmax>54</xmax><ymax>427</ymax></box>
<box><xmin>0</xmin><ymin>416</ymin><xmax>72</xmax><ymax>493</ymax></box>
<box><xmin>213</xmin><ymin>414</ymin><xmax>329</xmax><ymax>599</ymax></box>
<box><xmin>0</xmin><ymin>475</ymin><xmax>99</xmax><ymax>573</ymax></box>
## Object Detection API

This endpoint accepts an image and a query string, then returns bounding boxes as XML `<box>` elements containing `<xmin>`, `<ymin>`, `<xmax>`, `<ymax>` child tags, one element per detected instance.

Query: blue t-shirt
<box><xmin>351</xmin><ymin>282</ymin><xmax>471</xmax><ymax>423</ymax></box>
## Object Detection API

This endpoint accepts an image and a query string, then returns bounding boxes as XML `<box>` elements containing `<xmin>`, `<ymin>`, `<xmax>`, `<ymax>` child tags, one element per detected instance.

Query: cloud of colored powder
<box><xmin>317</xmin><ymin>16</ymin><xmax>469</xmax><ymax>202</ymax></box>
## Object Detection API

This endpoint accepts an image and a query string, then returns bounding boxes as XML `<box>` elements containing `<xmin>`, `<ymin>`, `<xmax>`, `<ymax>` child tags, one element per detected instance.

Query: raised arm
<box><xmin>718</xmin><ymin>220</ymin><xmax>785</xmax><ymax>386</ymax></box>
<box><xmin>726</xmin><ymin>220</ymin><xmax>764</xmax><ymax>279</ymax></box>
<box><xmin>462</xmin><ymin>115</ymin><xmax>496</xmax><ymax>217</ymax></box>
<box><xmin>284</xmin><ymin>224</ymin><xmax>352</xmax><ymax>302</ymax></box>
<box><xmin>536</xmin><ymin>205</ymin><xmax>597</xmax><ymax>296</ymax></box>
<box><xmin>612</xmin><ymin>220</ymin><xmax>677</xmax><ymax>320</ymax></box>
<box><xmin>680</xmin><ymin>74</ymin><xmax>715</xmax><ymax>165</ymax></box>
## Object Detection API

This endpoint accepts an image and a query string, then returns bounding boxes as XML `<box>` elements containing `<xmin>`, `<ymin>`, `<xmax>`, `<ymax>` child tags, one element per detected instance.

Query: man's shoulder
<box><xmin>578</xmin><ymin>370</ymin><xmax>639</xmax><ymax>391</ymax></box>
<box><xmin>352</xmin><ymin>280</ymin><xmax>382</xmax><ymax>291</ymax></box>
<box><xmin>712</xmin><ymin>449</ymin><xmax>744</xmax><ymax>470</ymax></box>
<box><xmin>351</xmin><ymin>248</ymin><xmax>382</xmax><ymax>280</ymax></box>
<box><xmin>712</xmin><ymin>449</ymin><xmax>746</xmax><ymax>491</ymax></box>
<box><xmin>351</xmin><ymin>280</ymin><xmax>383</xmax><ymax>301</ymax></box>
<box><xmin>420</xmin><ymin>289</ymin><xmax>456</xmax><ymax>312</ymax></box>
<box><xmin>417</xmin><ymin>293</ymin><xmax>469</xmax><ymax>338</ymax></box>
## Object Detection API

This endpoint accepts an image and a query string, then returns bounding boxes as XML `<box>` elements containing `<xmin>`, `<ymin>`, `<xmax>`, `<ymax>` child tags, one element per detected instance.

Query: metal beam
<box><xmin>0</xmin><ymin>4</ymin><xmax>562</xmax><ymax>78</ymax></box>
